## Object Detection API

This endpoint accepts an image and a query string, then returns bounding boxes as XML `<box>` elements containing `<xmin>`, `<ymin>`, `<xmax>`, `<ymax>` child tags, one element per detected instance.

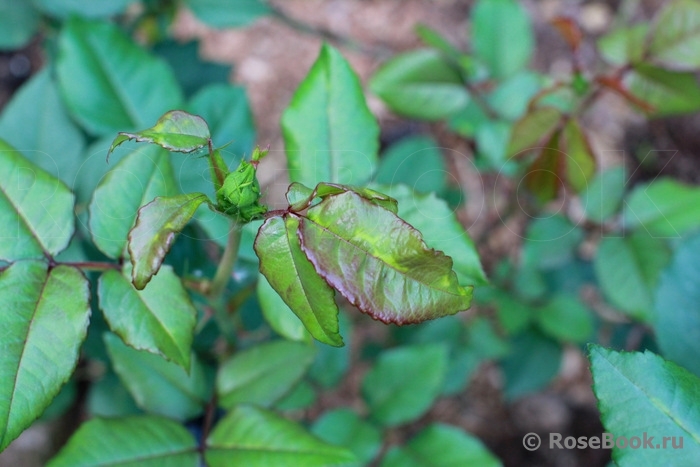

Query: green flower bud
<box><xmin>217</xmin><ymin>160</ymin><xmax>267</xmax><ymax>222</ymax></box>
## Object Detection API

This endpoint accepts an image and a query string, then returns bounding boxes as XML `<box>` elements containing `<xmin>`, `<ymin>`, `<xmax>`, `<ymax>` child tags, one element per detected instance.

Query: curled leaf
<box><xmin>108</xmin><ymin>110</ymin><xmax>210</xmax><ymax>162</ymax></box>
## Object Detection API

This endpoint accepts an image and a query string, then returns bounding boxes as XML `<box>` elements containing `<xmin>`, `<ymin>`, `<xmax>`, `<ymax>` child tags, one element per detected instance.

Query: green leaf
<box><xmin>649</xmin><ymin>0</ymin><xmax>700</xmax><ymax>70</ymax></box>
<box><xmin>0</xmin><ymin>0</ymin><xmax>40</xmax><ymax>50</ymax></box>
<box><xmin>653</xmin><ymin>233</ymin><xmax>700</xmax><ymax>377</ymax></box>
<box><xmin>0</xmin><ymin>139</ymin><xmax>75</xmax><ymax>261</ymax></box>
<box><xmin>32</xmin><ymin>0</ymin><xmax>134</xmax><ymax>19</ymax></box>
<box><xmin>588</xmin><ymin>345</ymin><xmax>700</xmax><ymax>466</ymax></box>
<box><xmin>507</xmin><ymin>106</ymin><xmax>562</xmax><ymax>156</ymax></box>
<box><xmin>87</xmin><ymin>371</ymin><xmax>141</xmax><ymax>418</ymax></box>
<box><xmin>128</xmin><ymin>192</ymin><xmax>210</xmax><ymax>290</ymax></box>
<box><xmin>369</xmin><ymin>49</ymin><xmax>469</xmax><ymax>120</ymax></box>
<box><xmin>308</xmin><ymin>313</ymin><xmax>352</xmax><ymax>388</ymax></box>
<box><xmin>380</xmin><ymin>424</ymin><xmax>501</xmax><ymax>467</ymax></box>
<box><xmin>560</xmin><ymin>118</ymin><xmax>596</xmax><ymax>192</ymax></box>
<box><xmin>377</xmin><ymin>184</ymin><xmax>487</xmax><ymax>286</ymax></box>
<box><xmin>255</xmin><ymin>216</ymin><xmax>342</xmax><ymax>346</ymax></box>
<box><xmin>362</xmin><ymin>344</ymin><xmax>448</xmax><ymax>427</ymax></box>
<box><xmin>625</xmin><ymin>64</ymin><xmax>700</xmax><ymax>116</ymax></box>
<box><xmin>57</xmin><ymin>17</ymin><xmax>183</xmax><ymax>136</ymax></box>
<box><xmin>274</xmin><ymin>380</ymin><xmax>316</xmax><ymax>411</ymax></box>
<box><xmin>299</xmin><ymin>192</ymin><xmax>473</xmax><ymax>324</ymax></box>
<box><xmin>487</xmin><ymin>71</ymin><xmax>542</xmax><ymax>120</ymax></box>
<box><xmin>257</xmin><ymin>274</ymin><xmax>312</xmax><ymax>343</ymax></box>
<box><xmin>374</xmin><ymin>136</ymin><xmax>446</xmax><ymax>194</ymax></box>
<box><xmin>521</xmin><ymin>215</ymin><xmax>584</xmax><ymax>270</ymax></box>
<box><xmin>105</xmin><ymin>333</ymin><xmax>211</xmax><ymax>421</ymax></box>
<box><xmin>623</xmin><ymin>178</ymin><xmax>700</xmax><ymax>236</ymax></box>
<box><xmin>580</xmin><ymin>166</ymin><xmax>627</xmax><ymax>222</ymax></box>
<box><xmin>595</xmin><ymin>233</ymin><xmax>671</xmax><ymax>321</ymax></box>
<box><xmin>500</xmin><ymin>330</ymin><xmax>561</xmax><ymax>400</ymax></box>
<box><xmin>475</xmin><ymin>120</ymin><xmax>512</xmax><ymax>169</ymax></box>
<box><xmin>535</xmin><ymin>294</ymin><xmax>594</xmax><ymax>343</ymax></box>
<box><xmin>0</xmin><ymin>69</ymin><xmax>85</xmax><ymax>186</ymax></box>
<box><xmin>598</xmin><ymin>24</ymin><xmax>649</xmax><ymax>66</ymax></box>
<box><xmin>0</xmin><ymin>261</ymin><xmax>90</xmax><ymax>451</ymax></box>
<box><xmin>311</xmin><ymin>408</ymin><xmax>382</xmax><ymax>467</ymax></box>
<box><xmin>109</xmin><ymin>110</ymin><xmax>211</xmax><ymax>160</ymax></box>
<box><xmin>216</xmin><ymin>340</ymin><xmax>316</xmax><ymax>409</ymax></box>
<box><xmin>206</xmin><ymin>408</ymin><xmax>355</xmax><ymax>466</ymax></box>
<box><xmin>282</xmin><ymin>44</ymin><xmax>379</xmax><ymax>187</ymax></box>
<box><xmin>48</xmin><ymin>415</ymin><xmax>199</xmax><ymax>467</ymax></box>
<box><xmin>184</xmin><ymin>0</ymin><xmax>270</xmax><ymax>28</ymax></box>
<box><xmin>98</xmin><ymin>265</ymin><xmax>197</xmax><ymax>369</ymax></box>
<box><xmin>471</xmin><ymin>0</ymin><xmax>534</xmax><ymax>78</ymax></box>
<box><xmin>88</xmin><ymin>144</ymin><xmax>176</xmax><ymax>259</ymax></box>
<box><xmin>154</xmin><ymin>40</ymin><xmax>231</xmax><ymax>99</ymax></box>
<box><xmin>188</xmin><ymin>83</ymin><xmax>256</xmax><ymax>155</ymax></box>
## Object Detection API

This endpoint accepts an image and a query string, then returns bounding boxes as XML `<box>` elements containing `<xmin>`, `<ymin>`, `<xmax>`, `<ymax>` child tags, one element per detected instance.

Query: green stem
<box><xmin>208</xmin><ymin>221</ymin><xmax>242</xmax><ymax>299</ymax></box>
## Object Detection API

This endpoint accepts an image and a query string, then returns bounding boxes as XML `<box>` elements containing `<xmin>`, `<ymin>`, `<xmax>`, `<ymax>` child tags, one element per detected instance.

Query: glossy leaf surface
<box><xmin>257</xmin><ymin>274</ymin><xmax>311</xmax><ymax>343</ymax></box>
<box><xmin>300</xmin><ymin>192</ymin><xmax>472</xmax><ymax>324</ymax></box>
<box><xmin>0</xmin><ymin>261</ymin><xmax>90</xmax><ymax>451</ymax></box>
<box><xmin>109</xmin><ymin>110</ymin><xmax>210</xmax><ymax>159</ymax></box>
<box><xmin>377</xmin><ymin>184</ymin><xmax>486</xmax><ymax>286</ymax></box>
<box><xmin>105</xmin><ymin>333</ymin><xmax>211</xmax><ymax>421</ymax></box>
<box><xmin>89</xmin><ymin>144</ymin><xmax>176</xmax><ymax>259</ymax></box>
<box><xmin>255</xmin><ymin>216</ymin><xmax>342</xmax><ymax>346</ymax></box>
<box><xmin>128</xmin><ymin>192</ymin><xmax>210</xmax><ymax>290</ymax></box>
<box><xmin>206</xmin><ymin>405</ymin><xmax>356</xmax><ymax>467</ymax></box>
<box><xmin>98</xmin><ymin>266</ymin><xmax>197</xmax><ymax>369</ymax></box>
<box><xmin>589</xmin><ymin>345</ymin><xmax>700</xmax><ymax>466</ymax></box>
<box><xmin>48</xmin><ymin>415</ymin><xmax>199</xmax><ymax>467</ymax></box>
<box><xmin>370</xmin><ymin>49</ymin><xmax>469</xmax><ymax>120</ymax></box>
<box><xmin>216</xmin><ymin>340</ymin><xmax>316</xmax><ymax>408</ymax></box>
<box><xmin>57</xmin><ymin>18</ymin><xmax>182</xmax><ymax>135</ymax></box>
<box><xmin>282</xmin><ymin>44</ymin><xmax>379</xmax><ymax>187</ymax></box>
<box><xmin>0</xmin><ymin>140</ymin><xmax>75</xmax><ymax>261</ymax></box>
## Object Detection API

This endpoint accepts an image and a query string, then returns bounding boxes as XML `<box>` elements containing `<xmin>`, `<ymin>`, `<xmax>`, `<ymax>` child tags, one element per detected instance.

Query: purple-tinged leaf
<box><xmin>128</xmin><ymin>192</ymin><xmax>210</xmax><ymax>290</ymax></box>
<box><xmin>298</xmin><ymin>192</ymin><xmax>472</xmax><ymax>324</ymax></box>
